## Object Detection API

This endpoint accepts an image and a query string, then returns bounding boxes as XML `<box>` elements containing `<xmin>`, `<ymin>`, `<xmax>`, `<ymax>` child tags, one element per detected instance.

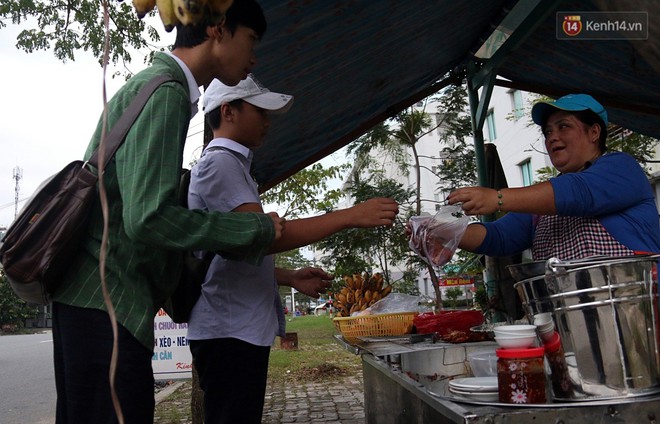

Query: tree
<box><xmin>0</xmin><ymin>1</ymin><xmax>159</xmax><ymax>74</ymax></box>
<box><xmin>275</xmin><ymin>249</ymin><xmax>316</xmax><ymax>311</ymax></box>
<box><xmin>0</xmin><ymin>268</ymin><xmax>38</xmax><ymax>328</ymax></box>
<box><xmin>434</xmin><ymin>84</ymin><xmax>477</xmax><ymax>193</ymax></box>
<box><xmin>391</xmin><ymin>269</ymin><xmax>421</xmax><ymax>296</ymax></box>
<box><xmin>444</xmin><ymin>287</ymin><xmax>463</xmax><ymax>308</ymax></box>
<box><xmin>314</xmin><ymin>174</ymin><xmax>415</xmax><ymax>293</ymax></box>
<box><xmin>260</xmin><ymin>161</ymin><xmax>350</xmax><ymax>308</ymax></box>
<box><xmin>260</xmin><ymin>162</ymin><xmax>348</xmax><ymax>218</ymax></box>
<box><xmin>345</xmin><ymin>97</ymin><xmax>462</xmax><ymax>304</ymax></box>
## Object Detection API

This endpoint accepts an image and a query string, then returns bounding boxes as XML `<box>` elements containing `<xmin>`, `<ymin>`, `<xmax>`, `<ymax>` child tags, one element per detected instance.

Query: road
<box><xmin>0</xmin><ymin>331</ymin><xmax>56</xmax><ymax>424</ymax></box>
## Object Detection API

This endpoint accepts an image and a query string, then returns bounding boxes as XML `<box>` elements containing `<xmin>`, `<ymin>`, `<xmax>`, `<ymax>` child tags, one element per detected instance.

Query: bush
<box><xmin>0</xmin><ymin>269</ymin><xmax>38</xmax><ymax>327</ymax></box>
<box><xmin>444</xmin><ymin>287</ymin><xmax>463</xmax><ymax>308</ymax></box>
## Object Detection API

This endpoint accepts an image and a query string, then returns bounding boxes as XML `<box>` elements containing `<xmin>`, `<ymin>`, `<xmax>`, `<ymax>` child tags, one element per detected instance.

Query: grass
<box><xmin>154</xmin><ymin>314</ymin><xmax>361</xmax><ymax>423</ymax></box>
<box><xmin>268</xmin><ymin>314</ymin><xmax>362</xmax><ymax>383</ymax></box>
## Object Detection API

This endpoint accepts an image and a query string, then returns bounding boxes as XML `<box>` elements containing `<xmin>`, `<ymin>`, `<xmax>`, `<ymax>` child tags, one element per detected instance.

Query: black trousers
<box><xmin>52</xmin><ymin>302</ymin><xmax>155</xmax><ymax>424</ymax></box>
<box><xmin>190</xmin><ymin>337</ymin><xmax>271</xmax><ymax>424</ymax></box>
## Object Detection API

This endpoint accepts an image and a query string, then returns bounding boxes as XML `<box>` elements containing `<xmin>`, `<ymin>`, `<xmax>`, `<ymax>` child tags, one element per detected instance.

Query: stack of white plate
<box><xmin>448</xmin><ymin>377</ymin><xmax>499</xmax><ymax>402</ymax></box>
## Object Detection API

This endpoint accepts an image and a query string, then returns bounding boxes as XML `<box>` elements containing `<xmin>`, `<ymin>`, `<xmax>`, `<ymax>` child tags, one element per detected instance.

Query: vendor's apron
<box><xmin>532</xmin><ymin>215</ymin><xmax>633</xmax><ymax>260</ymax></box>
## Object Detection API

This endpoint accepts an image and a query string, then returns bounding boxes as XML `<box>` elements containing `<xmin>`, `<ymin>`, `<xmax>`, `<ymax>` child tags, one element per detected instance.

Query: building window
<box><xmin>520</xmin><ymin>159</ymin><xmax>533</xmax><ymax>186</ymax></box>
<box><xmin>510</xmin><ymin>89</ymin><xmax>524</xmax><ymax>120</ymax></box>
<box><xmin>486</xmin><ymin>109</ymin><xmax>497</xmax><ymax>141</ymax></box>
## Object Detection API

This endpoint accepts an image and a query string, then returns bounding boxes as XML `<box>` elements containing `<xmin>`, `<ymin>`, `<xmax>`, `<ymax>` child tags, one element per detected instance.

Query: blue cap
<box><xmin>531</xmin><ymin>94</ymin><xmax>608</xmax><ymax>126</ymax></box>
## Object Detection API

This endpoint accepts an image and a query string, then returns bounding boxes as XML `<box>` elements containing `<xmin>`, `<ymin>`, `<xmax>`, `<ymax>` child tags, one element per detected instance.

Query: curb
<box><xmin>155</xmin><ymin>381</ymin><xmax>186</xmax><ymax>404</ymax></box>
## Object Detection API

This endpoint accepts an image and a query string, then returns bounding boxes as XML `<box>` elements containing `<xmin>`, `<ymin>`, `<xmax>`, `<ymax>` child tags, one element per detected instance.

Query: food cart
<box><xmin>335</xmin><ymin>255</ymin><xmax>660</xmax><ymax>423</ymax></box>
<box><xmin>347</xmin><ymin>338</ymin><xmax>660</xmax><ymax>424</ymax></box>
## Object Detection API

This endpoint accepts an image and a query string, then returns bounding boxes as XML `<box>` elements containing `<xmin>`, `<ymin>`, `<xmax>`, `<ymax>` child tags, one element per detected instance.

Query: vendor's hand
<box><xmin>289</xmin><ymin>267</ymin><xmax>333</xmax><ymax>298</ymax></box>
<box><xmin>447</xmin><ymin>187</ymin><xmax>499</xmax><ymax>216</ymax></box>
<box><xmin>346</xmin><ymin>197</ymin><xmax>399</xmax><ymax>228</ymax></box>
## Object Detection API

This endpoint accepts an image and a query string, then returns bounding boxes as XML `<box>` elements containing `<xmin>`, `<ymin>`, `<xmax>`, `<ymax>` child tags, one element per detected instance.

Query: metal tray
<box><xmin>425</xmin><ymin>378</ymin><xmax>658</xmax><ymax>408</ymax></box>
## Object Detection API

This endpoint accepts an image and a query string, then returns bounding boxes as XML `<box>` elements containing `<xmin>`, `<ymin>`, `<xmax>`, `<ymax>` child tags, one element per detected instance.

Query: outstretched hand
<box><xmin>447</xmin><ymin>187</ymin><xmax>499</xmax><ymax>216</ymax></box>
<box><xmin>348</xmin><ymin>198</ymin><xmax>399</xmax><ymax>228</ymax></box>
<box><xmin>289</xmin><ymin>267</ymin><xmax>333</xmax><ymax>298</ymax></box>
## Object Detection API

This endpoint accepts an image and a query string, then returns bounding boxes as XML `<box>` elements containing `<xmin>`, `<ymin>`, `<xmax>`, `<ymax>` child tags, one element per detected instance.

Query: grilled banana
<box><xmin>132</xmin><ymin>0</ymin><xmax>157</xmax><ymax>18</ymax></box>
<box><xmin>156</xmin><ymin>0</ymin><xmax>179</xmax><ymax>32</ymax></box>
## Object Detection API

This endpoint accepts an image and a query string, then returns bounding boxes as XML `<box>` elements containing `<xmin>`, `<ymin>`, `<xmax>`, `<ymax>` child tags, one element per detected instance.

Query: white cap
<box><xmin>203</xmin><ymin>74</ymin><xmax>293</xmax><ymax>114</ymax></box>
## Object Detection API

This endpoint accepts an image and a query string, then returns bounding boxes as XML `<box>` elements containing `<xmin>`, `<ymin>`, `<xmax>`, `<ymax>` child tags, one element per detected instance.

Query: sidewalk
<box><xmin>262</xmin><ymin>374</ymin><xmax>365</xmax><ymax>423</ymax></box>
<box><xmin>155</xmin><ymin>373</ymin><xmax>365</xmax><ymax>423</ymax></box>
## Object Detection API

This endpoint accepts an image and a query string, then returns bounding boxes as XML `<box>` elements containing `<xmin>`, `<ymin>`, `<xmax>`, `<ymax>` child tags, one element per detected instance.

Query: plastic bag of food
<box><xmin>408</xmin><ymin>205</ymin><xmax>470</xmax><ymax>266</ymax></box>
<box><xmin>356</xmin><ymin>293</ymin><xmax>433</xmax><ymax>316</ymax></box>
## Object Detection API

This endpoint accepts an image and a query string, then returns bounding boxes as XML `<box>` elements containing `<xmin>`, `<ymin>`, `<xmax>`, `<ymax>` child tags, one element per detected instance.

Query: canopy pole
<box><xmin>467</xmin><ymin>61</ymin><xmax>509</xmax><ymax>323</ymax></box>
<box><xmin>466</xmin><ymin>61</ymin><xmax>496</xmax><ymax>210</ymax></box>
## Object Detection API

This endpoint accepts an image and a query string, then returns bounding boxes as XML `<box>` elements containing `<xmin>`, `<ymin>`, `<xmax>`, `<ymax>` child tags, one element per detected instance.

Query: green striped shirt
<box><xmin>53</xmin><ymin>53</ymin><xmax>274</xmax><ymax>350</ymax></box>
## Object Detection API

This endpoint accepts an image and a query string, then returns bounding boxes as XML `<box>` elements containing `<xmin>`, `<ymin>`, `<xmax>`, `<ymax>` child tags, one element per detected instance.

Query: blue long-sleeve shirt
<box><xmin>475</xmin><ymin>152</ymin><xmax>660</xmax><ymax>257</ymax></box>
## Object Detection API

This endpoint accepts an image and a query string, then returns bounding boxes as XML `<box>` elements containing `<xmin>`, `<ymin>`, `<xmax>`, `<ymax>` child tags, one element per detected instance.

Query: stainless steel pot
<box><xmin>507</xmin><ymin>260</ymin><xmax>546</xmax><ymax>281</ymax></box>
<box><xmin>516</xmin><ymin>255</ymin><xmax>660</xmax><ymax>401</ymax></box>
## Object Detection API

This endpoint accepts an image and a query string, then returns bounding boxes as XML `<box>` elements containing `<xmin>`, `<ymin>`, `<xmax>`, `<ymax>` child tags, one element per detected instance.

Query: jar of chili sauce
<box><xmin>543</xmin><ymin>331</ymin><xmax>573</xmax><ymax>399</ymax></box>
<box><xmin>497</xmin><ymin>347</ymin><xmax>546</xmax><ymax>404</ymax></box>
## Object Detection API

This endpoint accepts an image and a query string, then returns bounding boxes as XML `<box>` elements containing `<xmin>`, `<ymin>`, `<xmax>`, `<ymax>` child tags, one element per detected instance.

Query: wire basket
<box><xmin>333</xmin><ymin>312</ymin><xmax>417</xmax><ymax>342</ymax></box>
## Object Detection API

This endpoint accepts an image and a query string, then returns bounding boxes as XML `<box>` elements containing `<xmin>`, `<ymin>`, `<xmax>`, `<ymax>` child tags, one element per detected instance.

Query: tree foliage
<box><xmin>606</xmin><ymin>127</ymin><xmax>660</xmax><ymax>173</ymax></box>
<box><xmin>0</xmin><ymin>1</ymin><xmax>161</xmax><ymax>74</ymax></box>
<box><xmin>435</xmin><ymin>83</ymin><xmax>476</xmax><ymax>193</ymax></box>
<box><xmin>314</xmin><ymin>174</ymin><xmax>414</xmax><ymax>290</ymax></box>
<box><xmin>0</xmin><ymin>268</ymin><xmax>38</xmax><ymax>326</ymax></box>
<box><xmin>260</xmin><ymin>162</ymin><xmax>348</xmax><ymax>219</ymax></box>
<box><xmin>262</xmin><ymin>160</ymin><xmax>349</xmax><ymax>302</ymax></box>
<box><xmin>431</xmin><ymin>83</ymin><xmax>484</xmax><ymax>287</ymax></box>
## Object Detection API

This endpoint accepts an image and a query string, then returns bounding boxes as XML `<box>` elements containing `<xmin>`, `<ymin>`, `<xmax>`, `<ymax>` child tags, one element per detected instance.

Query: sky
<box><xmin>0</xmin><ymin>16</ymin><xmax>350</xmax><ymax>229</ymax></box>
<box><xmin>0</xmin><ymin>19</ymin><xmax>205</xmax><ymax>228</ymax></box>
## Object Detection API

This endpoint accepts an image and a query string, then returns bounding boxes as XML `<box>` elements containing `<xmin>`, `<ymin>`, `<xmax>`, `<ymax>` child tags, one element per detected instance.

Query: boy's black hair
<box><xmin>205</xmin><ymin>100</ymin><xmax>244</xmax><ymax>130</ymax></box>
<box><xmin>173</xmin><ymin>0</ymin><xmax>267</xmax><ymax>49</ymax></box>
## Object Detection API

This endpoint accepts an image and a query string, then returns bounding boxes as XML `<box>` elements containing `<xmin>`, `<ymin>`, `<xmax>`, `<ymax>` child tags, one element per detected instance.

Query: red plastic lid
<box><xmin>496</xmin><ymin>346</ymin><xmax>545</xmax><ymax>358</ymax></box>
<box><xmin>542</xmin><ymin>331</ymin><xmax>561</xmax><ymax>352</ymax></box>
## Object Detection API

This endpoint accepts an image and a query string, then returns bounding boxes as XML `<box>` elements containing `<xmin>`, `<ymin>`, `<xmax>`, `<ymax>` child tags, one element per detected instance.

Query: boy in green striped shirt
<box><xmin>50</xmin><ymin>1</ymin><xmax>283</xmax><ymax>423</ymax></box>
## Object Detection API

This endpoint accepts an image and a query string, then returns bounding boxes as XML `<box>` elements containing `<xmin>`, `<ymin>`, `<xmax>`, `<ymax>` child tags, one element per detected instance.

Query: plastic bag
<box><xmin>408</xmin><ymin>205</ymin><xmax>470</xmax><ymax>266</ymax></box>
<box><xmin>413</xmin><ymin>310</ymin><xmax>484</xmax><ymax>336</ymax></box>
<box><xmin>356</xmin><ymin>293</ymin><xmax>433</xmax><ymax>316</ymax></box>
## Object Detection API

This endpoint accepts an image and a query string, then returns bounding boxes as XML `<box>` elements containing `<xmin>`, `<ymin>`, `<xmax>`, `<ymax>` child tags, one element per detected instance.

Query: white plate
<box><xmin>448</xmin><ymin>386</ymin><xmax>499</xmax><ymax>402</ymax></box>
<box><xmin>448</xmin><ymin>377</ymin><xmax>498</xmax><ymax>392</ymax></box>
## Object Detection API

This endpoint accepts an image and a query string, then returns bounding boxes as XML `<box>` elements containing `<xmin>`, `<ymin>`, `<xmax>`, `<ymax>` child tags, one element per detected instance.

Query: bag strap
<box><xmin>87</xmin><ymin>75</ymin><xmax>179</xmax><ymax>169</ymax></box>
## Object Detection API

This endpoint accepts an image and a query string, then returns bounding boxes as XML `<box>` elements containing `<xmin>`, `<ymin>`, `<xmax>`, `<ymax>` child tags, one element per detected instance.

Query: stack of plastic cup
<box><xmin>533</xmin><ymin>312</ymin><xmax>555</xmax><ymax>342</ymax></box>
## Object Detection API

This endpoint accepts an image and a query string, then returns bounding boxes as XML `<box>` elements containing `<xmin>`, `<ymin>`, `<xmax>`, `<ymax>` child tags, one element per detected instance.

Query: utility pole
<box><xmin>12</xmin><ymin>166</ymin><xmax>22</xmax><ymax>219</ymax></box>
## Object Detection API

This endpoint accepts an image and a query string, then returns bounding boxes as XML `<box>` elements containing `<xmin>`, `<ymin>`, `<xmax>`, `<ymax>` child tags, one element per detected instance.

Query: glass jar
<box><xmin>497</xmin><ymin>347</ymin><xmax>546</xmax><ymax>404</ymax></box>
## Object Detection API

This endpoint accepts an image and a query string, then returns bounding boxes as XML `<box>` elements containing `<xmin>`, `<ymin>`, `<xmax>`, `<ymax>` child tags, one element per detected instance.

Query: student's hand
<box><xmin>267</xmin><ymin>212</ymin><xmax>285</xmax><ymax>241</ymax></box>
<box><xmin>348</xmin><ymin>198</ymin><xmax>399</xmax><ymax>228</ymax></box>
<box><xmin>289</xmin><ymin>267</ymin><xmax>333</xmax><ymax>298</ymax></box>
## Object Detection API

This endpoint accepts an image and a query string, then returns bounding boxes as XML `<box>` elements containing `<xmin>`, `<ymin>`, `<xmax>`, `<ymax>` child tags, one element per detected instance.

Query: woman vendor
<box><xmin>446</xmin><ymin>93</ymin><xmax>660</xmax><ymax>260</ymax></box>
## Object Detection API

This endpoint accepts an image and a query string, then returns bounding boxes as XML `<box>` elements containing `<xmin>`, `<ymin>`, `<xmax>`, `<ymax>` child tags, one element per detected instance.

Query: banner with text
<box><xmin>439</xmin><ymin>276</ymin><xmax>475</xmax><ymax>287</ymax></box>
<box><xmin>152</xmin><ymin>309</ymin><xmax>192</xmax><ymax>380</ymax></box>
